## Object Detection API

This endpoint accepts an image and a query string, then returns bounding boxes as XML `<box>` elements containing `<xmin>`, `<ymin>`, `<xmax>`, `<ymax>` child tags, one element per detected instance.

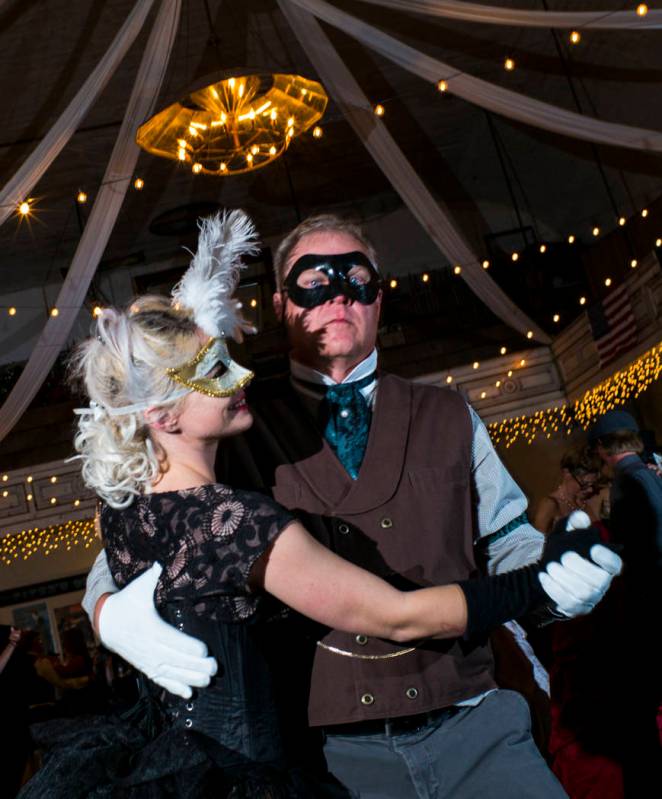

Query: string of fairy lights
<box><xmin>0</xmin><ymin>519</ymin><xmax>96</xmax><ymax>566</ymax></box>
<box><xmin>487</xmin><ymin>343</ymin><xmax>662</xmax><ymax>448</ymax></box>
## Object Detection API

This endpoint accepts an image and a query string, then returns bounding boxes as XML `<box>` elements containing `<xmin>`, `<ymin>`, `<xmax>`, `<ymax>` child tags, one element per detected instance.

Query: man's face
<box><xmin>274</xmin><ymin>231</ymin><xmax>382</xmax><ymax>369</ymax></box>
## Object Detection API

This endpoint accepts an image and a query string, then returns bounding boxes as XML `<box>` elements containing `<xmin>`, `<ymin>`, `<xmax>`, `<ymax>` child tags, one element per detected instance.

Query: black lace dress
<box><xmin>19</xmin><ymin>485</ymin><xmax>349</xmax><ymax>799</ymax></box>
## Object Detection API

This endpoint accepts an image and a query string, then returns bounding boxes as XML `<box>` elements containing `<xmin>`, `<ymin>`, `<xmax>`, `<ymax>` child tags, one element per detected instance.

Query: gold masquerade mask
<box><xmin>166</xmin><ymin>337</ymin><xmax>254</xmax><ymax>398</ymax></box>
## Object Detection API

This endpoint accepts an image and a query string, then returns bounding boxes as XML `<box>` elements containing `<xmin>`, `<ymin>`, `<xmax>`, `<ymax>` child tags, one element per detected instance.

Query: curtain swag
<box><xmin>290</xmin><ymin>0</ymin><xmax>662</xmax><ymax>153</ymax></box>
<box><xmin>354</xmin><ymin>0</ymin><xmax>662</xmax><ymax>30</ymax></box>
<box><xmin>0</xmin><ymin>0</ymin><xmax>182</xmax><ymax>444</ymax></box>
<box><xmin>0</xmin><ymin>0</ymin><xmax>156</xmax><ymax>228</ymax></box>
<box><xmin>279</xmin><ymin>0</ymin><xmax>550</xmax><ymax>345</ymax></box>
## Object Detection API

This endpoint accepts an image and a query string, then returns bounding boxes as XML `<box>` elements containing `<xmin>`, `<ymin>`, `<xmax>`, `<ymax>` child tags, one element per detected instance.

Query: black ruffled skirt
<box><xmin>18</xmin><ymin>694</ymin><xmax>348</xmax><ymax>799</ymax></box>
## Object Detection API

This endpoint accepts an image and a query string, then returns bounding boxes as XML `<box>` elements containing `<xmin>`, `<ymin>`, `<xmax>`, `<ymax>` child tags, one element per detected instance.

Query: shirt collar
<box><xmin>289</xmin><ymin>349</ymin><xmax>378</xmax><ymax>386</ymax></box>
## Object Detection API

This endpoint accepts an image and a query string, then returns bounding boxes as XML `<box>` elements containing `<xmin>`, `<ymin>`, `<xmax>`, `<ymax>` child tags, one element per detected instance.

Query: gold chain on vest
<box><xmin>316</xmin><ymin>641</ymin><xmax>416</xmax><ymax>660</ymax></box>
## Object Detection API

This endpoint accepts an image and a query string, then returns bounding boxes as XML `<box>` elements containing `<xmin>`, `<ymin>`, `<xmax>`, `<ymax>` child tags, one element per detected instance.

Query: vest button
<box><xmin>355</xmin><ymin>634</ymin><xmax>368</xmax><ymax>646</ymax></box>
<box><xmin>405</xmin><ymin>687</ymin><xmax>419</xmax><ymax>700</ymax></box>
<box><xmin>360</xmin><ymin>693</ymin><xmax>375</xmax><ymax>706</ymax></box>
<box><xmin>380</xmin><ymin>517</ymin><xmax>393</xmax><ymax>529</ymax></box>
<box><xmin>338</xmin><ymin>523</ymin><xmax>350</xmax><ymax>535</ymax></box>
<box><xmin>340</xmin><ymin>409</ymin><xmax>350</xmax><ymax>418</ymax></box>
<box><xmin>184</xmin><ymin>718</ymin><xmax>193</xmax><ymax>728</ymax></box>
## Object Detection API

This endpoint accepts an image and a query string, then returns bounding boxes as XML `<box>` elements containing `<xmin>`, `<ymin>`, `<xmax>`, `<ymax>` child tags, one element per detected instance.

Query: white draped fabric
<box><xmin>278</xmin><ymin>0</ymin><xmax>550</xmax><ymax>345</ymax></box>
<box><xmin>290</xmin><ymin>0</ymin><xmax>662</xmax><ymax>153</ymax></box>
<box><xmin>354</xmin><ymin>0</ymin><xmax>662</xmax><ymax>30</ymax></box>
<box><xmin>0</xmin><ymin>0</ymin><xmax>156</xmax><ymax>227</ymax></box>
<box><xmin>0</xmin><ymin>0</ymin><xmax>181</xmax><ymax>444</ymax></box>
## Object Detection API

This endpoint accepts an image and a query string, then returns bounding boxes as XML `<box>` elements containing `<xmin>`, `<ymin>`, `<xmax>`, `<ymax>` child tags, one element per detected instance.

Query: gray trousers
<box><xmin>323</xmin><ymin>690</ymin><xmax>568</xmax><ymax>798</ymax></box>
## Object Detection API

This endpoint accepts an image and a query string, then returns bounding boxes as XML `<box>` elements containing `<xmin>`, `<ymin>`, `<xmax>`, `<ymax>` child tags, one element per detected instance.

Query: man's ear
<box><xmin>143</xmin><ymin>406</ymin><xmax>179</xmax><ymax>433</ymax></box>
<box><xmin>272</xmin><ymin>291</ymin><xmax>285</xmax><ymax>321</ymax></box>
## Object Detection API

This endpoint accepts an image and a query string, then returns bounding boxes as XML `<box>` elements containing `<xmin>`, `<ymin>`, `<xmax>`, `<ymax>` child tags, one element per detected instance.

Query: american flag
<box><xmin>586</xmin><ymin>285</ymin><xmax>637</xmax><ymax>369</ymax></box>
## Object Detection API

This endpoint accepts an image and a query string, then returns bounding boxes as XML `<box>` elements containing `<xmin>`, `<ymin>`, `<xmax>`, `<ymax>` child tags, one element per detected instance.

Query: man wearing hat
<box><xmin>588</xmin><ymin>409</ymin><xmax>662</xmax><ymax>794</ymax></box>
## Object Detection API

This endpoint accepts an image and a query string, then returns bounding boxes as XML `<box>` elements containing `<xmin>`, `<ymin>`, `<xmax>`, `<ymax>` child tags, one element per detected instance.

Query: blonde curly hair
<box><xmin>69</xmin><ymin>296</ymin><xmax>200</xmax><ymax>509</ymax></box>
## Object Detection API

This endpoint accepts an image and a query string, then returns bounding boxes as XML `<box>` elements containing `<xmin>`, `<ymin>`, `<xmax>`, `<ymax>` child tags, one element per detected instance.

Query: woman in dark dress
<box><xmin>18</xmin><ymin>212</ymin><xmax>611</xmax><ymax>798</ymax></box>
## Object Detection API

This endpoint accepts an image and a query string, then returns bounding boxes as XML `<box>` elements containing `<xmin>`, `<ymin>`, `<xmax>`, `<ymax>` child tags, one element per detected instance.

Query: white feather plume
<box><xmin>171</xmin><ymin>210</ymin><xmax>260</xmax><ymax>338</ymax></box>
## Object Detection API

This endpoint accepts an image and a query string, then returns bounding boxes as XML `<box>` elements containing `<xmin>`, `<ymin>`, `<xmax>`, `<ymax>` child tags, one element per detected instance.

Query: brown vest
<box><xmin>221</xmin><ymin>372</ymin><xmax>497</xmax><ymax>726</ymax></box>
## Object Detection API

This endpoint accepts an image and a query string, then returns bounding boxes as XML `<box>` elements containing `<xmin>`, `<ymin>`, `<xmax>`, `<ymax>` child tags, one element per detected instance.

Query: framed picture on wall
<box><xmin>12</xmin><ymin>601</ymin><xmax>55</xmax><ymax>654</ymax></box>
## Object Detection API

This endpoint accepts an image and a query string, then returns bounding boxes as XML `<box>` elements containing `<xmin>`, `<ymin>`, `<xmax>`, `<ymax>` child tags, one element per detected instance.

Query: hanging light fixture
<box><xmin>136</xmin><ymin>72</ymin><xmax>328</xmax><ymax>176</ymax></box>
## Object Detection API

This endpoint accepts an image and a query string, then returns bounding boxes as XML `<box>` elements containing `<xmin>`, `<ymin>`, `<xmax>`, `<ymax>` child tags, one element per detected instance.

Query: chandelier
<box><xmin>136</xmin><ymin>72</ymin><xmax>328</xmax><ymax>176</ymax></box>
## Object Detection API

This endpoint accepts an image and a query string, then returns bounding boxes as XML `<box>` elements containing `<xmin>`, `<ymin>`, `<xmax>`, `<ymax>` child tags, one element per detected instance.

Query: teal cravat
<box><xmin>321</xmin><ymin>373</ymin><xmax>375</xmax><ymax>479</ymax></box>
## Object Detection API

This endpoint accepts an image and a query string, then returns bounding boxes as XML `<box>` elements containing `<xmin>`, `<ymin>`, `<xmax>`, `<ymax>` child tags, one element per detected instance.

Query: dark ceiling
<box><xmin>1</xmin><ymin>0</ymin><xmax>662</xmax><ymax>353</ymax></box>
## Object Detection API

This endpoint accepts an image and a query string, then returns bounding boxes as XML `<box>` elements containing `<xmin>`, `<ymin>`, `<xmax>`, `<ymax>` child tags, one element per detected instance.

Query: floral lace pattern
<box><xmin>101</xmin><ymin>484</ymin><xmax>295</xmax><ymax>622</ymax></box>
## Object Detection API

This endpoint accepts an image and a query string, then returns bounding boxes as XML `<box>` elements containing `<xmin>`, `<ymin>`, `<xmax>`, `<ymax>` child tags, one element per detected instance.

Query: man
<box><xmin>84</xmin><ymin>214</ymin><xmax>621</xmax><ymax>797</ymax></box>
<box><xmin>588</xmin><ymin>409</ymin><xmax>662</xmax><ymax>795</ymax></box>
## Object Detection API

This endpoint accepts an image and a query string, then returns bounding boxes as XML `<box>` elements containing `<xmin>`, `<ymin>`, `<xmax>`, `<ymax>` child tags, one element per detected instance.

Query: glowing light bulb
<box><xmin>511</xmin><ymin>252</ymin><xmax>519</xmax><ymax>262</ymax></box>
<box><xmin>50</xmin><ymin>308</ymin><xmax>59</xmax><ymax>317</ymax></box>
<box><xmin>92</xmin><ymin>306</ymin><xmax>102</xmax><ymax>317</ymax></box>
<box><xmin>50</xmin><ymin>476</ymin><xmax>57</xmax><ymax>483</ymax></box>
<box><xmin>312</xmin><ymin>126</ymin><xmax>323</xmax><ymax>139</ymax></box>
<box><xmin>482</xmin><ymin>260</ymin><xmax>490</xmax><ymax>269</ymax></box>
<box><xmin>74</xmin><ymin>499</ymin><xmax>80</xmax><ymax>507</ymax></box>
<box><xmin>422</xmin><ymin>273</ymin><xmax>429</xmax><ymax>283</ymax></box>
<box><xmin>437</xmin><ymin>80</ymin><xmax>448</xmax><ymax>92</ymax></box>
<box><xmin>481</xmin><ymin>391</ymin><xmax>486</xmax><ymax>399</ymax></box>
<box><xmin>553</xmin><ymin>314</ymin><xmax>560</xmax><ymax>323</ymax></box>
<box><xmin>453</xmin><ymin>265</ymin><xmax>462</xmax><ymax>275</ymax></box>
<box><xmin>520</xmin><ymin>359</ymin><xmax>526</xmax><ymax>367</ymax></box>
<box><xmin>77</xmin><ymin>191</ymin><xmax>88</xmax><ymax>204</ymax></box>
<box><xmin>579</xmin><ymin>296</ymin><xmax>587</xmax><ymax>305</ymax></box>
<box><xmin>473</xmin><ymin>361</ymin><xmax>479</xmax><ymax>370</ymax></box>
<box><xmin>618</xmin><ymin>216</ymin><xmax>626</xmax><ymax>226</ymax></box>
<box><xmin>374</xmin><ymin>104</ymin><xmax>385</xmax><ymax>117</ymax></box>
<box><xmin>570</xmin><ymin>31</ymin><xmax>581</xmax><ymax>45</ymax></box>
<box><xmin>8</xmin><ymin>307</ymin><xmax>16</xmax><ymax>316</ymax></box>
<box><xmin>507</xmin><ymin>370</ymin><xmax>513</xmax><ymax>377</ymax></box>
<box><xmin>526</xmin><ymin>331</ymin><xmax>533</xmax><ymax>339</ymax></box>
<box><xmin>133</xmin><ymin>178</ymin><xmax>144</xmax><ymax>190</ymax></box>
<box><xmin>389</xmin><ymin>278</ymin><xmax>398</xmax><ymax>289</ymax></box>
<box><xmin>26</xmin><ymin>476</ymin><xmax>32</xmax><ymax>483</ymax></box>
<box><xmin>178</xmin><ymin>148</ymin><xmax>186</xmax><ymax>161</ymax></box>
<box><xmin>656</xmin><ymin>238</ymin><xmax>662</xmax><ymax>247</ymax></box>
<box><xmin>568</xmin><ymin>234</ymin><xmax>575</xmax><ymax>244</ymax></box>
<box><xmin>246</xmin><ymin>153</ymin><xmax>253</xmax><ymax>164</ymax></box>
<box><xmin>539</xmin><ymin>243</ymin><xmax>547</xmax><ymax>253</ymax></box>
<box><xmin>500</xmin><ymin>346</ymin><xmax>507</xmax><ymax>355</ymax></box>
<box><xmin>637</xmin><ymin>4</ymin><xmax>649</xmax><ymax>18</ymax></box>
<box><xmin>630</xmin><ymin>258</ymin><xmax>638</xmax><ymax>268</ymax></box>
<box><xmin>504</xmin><ymin>57</ymin><xmax>515</xmax><ymax>71</ymax></box>
<box><xmin>18</xmin><ymin>200</ymin><xmax>30</xmax><ymax>216</ymax></box>
<box><xmin>219</xmin><ymin>162</ymin><xmax>227</xmax><ymax>173</ymax></box>
<box><xmin>250</xmin><ymin>299</ymin><xmax>258</xmax><ymax>308</ymax></box>
<box><xmin>592</xmin><ymin>226</ymin><xmax>600</xmax><ymax>237</ymax></box>
<box><xmin>446</xmin><ymin>375</ymin><xmax>453</xmax><ymax>384</ymax></box>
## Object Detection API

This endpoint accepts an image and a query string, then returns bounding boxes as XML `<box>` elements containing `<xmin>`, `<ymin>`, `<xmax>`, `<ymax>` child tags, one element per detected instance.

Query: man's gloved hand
<box><xmin>98</xmin><ymin>563</ymin><xmax>217</xmax><ymax>699</ymax></box>
<box><xmin>538</xmin><ymin>510</ymin><xmax>623</xmax><ymax>617</ymax></box>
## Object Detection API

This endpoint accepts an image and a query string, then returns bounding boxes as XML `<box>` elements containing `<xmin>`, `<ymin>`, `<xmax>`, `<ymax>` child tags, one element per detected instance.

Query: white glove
<box><xmin>538</xmin><ymin>510</ymin><xmax>623</xmax><ymax>618</ymax></box>
<box><xmin>98</xmin><ymin>563</ymin><xmax>217</xmax><ymax>698</ymax></box>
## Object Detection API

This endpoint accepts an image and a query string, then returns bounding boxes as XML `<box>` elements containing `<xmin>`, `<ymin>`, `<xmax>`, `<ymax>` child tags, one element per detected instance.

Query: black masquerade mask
<box><xmin>283</xmin><ymin>251</ymin><xmax>381</xmax><ymax>309</ymax></box>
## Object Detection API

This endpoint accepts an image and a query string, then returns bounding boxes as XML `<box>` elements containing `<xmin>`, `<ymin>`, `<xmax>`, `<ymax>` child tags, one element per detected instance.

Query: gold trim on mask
<box><xmin>166</xmin><ymin>337</ymin><xmax>254</xmax><ymax>398</ymax></box>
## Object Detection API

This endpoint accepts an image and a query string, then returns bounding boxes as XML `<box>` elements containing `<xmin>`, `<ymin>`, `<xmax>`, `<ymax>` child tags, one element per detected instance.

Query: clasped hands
<box><xmin>537</xmin><ymin>510</ymin><xmax>622</xmax><ymax>617</ymax></box>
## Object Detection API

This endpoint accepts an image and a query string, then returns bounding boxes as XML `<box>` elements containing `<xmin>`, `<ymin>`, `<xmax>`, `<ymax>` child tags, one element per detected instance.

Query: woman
<box><xmin>533</xmin><ymin>447</ymin><xmax>602</xmax><ymax>535</ymax></box>
<box><xmin>20</xmin><ymin>212</ymin><xmax>603</xmax><ymax>799</ymax></box>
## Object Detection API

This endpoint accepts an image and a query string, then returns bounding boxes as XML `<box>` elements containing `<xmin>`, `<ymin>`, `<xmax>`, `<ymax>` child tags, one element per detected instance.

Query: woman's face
<box><xmin>572</xmin><ymin>471</ymin><xmax>600</xmax><ymax>501</ymax></box>
<box><xmin>177</xmin><ymin>385</ymin><xmax>254</xmax><ymax>441</ymax></box>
